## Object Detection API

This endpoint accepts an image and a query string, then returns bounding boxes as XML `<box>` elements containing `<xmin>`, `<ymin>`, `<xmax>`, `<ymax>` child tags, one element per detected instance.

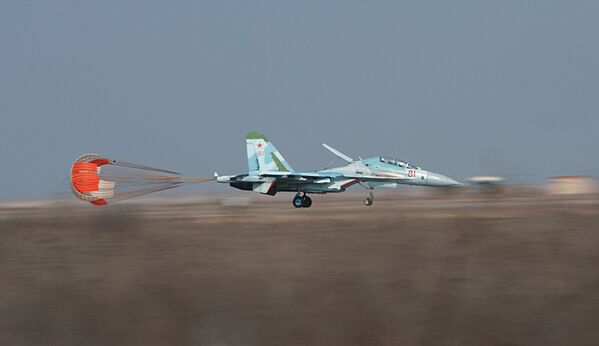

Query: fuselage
<box><xmin>218</xmin><ymin>156</ymin><xmax>460</xmax><ymax>195</ymax></box>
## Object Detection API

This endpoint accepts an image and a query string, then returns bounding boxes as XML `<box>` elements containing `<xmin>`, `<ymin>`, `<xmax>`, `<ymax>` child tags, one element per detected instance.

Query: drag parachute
<box><xmin>70</xmin><ymin>154</ymin><xmax>212</xmax><ymax>206</ymax></box>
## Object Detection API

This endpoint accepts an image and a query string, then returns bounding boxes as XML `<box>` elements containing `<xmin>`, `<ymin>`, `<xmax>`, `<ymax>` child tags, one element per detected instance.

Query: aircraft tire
<box><xmin>302</xmin><ymin>196</ymin><xmax>312</xmax><ymax>208</ymax></box>
<box><xmin>363</xmin><ymin>197</ymin><xmax>373</xmax><ymax>206</ymax></box>
<box><xmin>293</xmin><ymin>195</ymin><xmax>304</xmax><ymax>208</ymax></box>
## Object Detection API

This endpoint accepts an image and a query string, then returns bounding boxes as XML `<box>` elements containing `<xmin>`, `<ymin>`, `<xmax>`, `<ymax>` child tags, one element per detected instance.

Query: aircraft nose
<box><xmin>427</xmin><ymin>172</ymin><xmax>462</xmax><ymax>187</ymax></box>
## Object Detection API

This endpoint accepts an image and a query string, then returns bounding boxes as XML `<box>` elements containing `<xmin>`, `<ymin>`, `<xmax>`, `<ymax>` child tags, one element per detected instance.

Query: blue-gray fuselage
<box><xmin>220</xmin><ymin>156</ymin><xmax>460</xmax><ymax>195</ymax></box>
<box><xmin>217</xmin><ymin>132</ymin><xmax>460</xmax><ymax>207</ymax></box>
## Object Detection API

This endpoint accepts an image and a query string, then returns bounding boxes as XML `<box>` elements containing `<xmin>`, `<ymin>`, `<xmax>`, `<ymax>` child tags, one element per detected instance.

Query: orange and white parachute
<box><xmin>70</xmin><ymin>154</ymin><xmax>212</xmax><ymax>206</ymax></box>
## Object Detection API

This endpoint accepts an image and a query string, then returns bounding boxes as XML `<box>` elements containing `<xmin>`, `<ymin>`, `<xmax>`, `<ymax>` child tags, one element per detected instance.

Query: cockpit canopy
<box><xmin>379</xmin><ymin>157</ymin><xmax>420</xmax><ymax>169</ymax></box>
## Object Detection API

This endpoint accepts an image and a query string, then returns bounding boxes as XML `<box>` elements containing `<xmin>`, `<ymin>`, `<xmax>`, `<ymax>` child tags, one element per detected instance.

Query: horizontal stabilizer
<box><xmin>253</xmin><ymin>179</ymin><xmax>276</xmax><ymax>194</ymax></box>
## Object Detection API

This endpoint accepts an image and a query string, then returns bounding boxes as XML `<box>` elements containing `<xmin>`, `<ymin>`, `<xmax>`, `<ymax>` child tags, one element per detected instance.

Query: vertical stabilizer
<box><xmin>246</xmin><ymin>131</ymin><xmax>294</xmax><ymax>173</ymax></box>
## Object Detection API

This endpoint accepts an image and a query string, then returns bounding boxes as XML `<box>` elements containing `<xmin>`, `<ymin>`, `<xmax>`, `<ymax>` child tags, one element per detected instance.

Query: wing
<box><xmin>259</xmin><ymin>171</ymin><xmax>324</xmax><ymax>178</ymax></box>
<box><xmin>258</xmin><ymin>171</ymin><xmax>334</xmax><ymax>183</ymax></box>
<box><xmin>343</xmin><ymin>174</ymin><xmax>408</xmax><ymax>182</ymax></box>
<box><xmin>259</xmin><ymin>171</ymin><xmax>408</xmax><ymax>183</ymax></box>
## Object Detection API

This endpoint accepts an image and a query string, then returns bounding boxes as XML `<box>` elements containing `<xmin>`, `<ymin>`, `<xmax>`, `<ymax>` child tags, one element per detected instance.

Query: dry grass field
<box><xmin>2</xmin><ymin>192</ymin><xmax>599</xmax><ymax>345</ymax></box>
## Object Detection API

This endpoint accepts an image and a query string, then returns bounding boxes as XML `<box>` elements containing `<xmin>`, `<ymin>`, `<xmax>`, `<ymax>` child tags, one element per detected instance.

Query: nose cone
<box><xmin>427</xmin><ymin>172</ymin><xmax>462</xmax><ymax>187</ymax></box>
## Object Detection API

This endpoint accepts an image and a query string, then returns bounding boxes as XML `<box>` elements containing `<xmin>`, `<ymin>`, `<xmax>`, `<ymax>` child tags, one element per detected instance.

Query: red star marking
<box><xmin>257</xmin><ymin>143</ymin><xmax>262</xmax><ymax>148</ymax></box>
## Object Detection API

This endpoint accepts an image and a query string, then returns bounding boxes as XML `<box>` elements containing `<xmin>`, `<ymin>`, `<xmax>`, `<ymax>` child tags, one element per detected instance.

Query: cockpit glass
<box><xmin>379</xmin><ymin>157</ymin><xmax>418</xmax><ymax>169</ymax></box>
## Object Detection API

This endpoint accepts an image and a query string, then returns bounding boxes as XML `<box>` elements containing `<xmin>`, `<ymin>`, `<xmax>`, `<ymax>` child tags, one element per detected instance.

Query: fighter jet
<box><xmin>215</xmin><ymin>131</ymin><xmax>461</xmax><ymax>207</ymax></box>
<box><xmin>69</xmin><ymin>131</ymin><xmax>461</xmax><ymax>207</ymax></box>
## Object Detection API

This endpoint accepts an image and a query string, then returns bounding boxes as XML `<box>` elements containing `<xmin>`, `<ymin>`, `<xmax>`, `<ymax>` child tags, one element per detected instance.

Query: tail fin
<box><xmin>246</xmin><ymin>131</ymin><xmax>294</xmax><ymax>173</ymax></box>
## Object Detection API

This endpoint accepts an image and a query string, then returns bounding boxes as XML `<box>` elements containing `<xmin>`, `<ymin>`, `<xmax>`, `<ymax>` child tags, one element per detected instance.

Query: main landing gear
<box><xmin>293</xmin><ymin>193</ymin><xmax>312</xmax><ymax>208</ymax></box>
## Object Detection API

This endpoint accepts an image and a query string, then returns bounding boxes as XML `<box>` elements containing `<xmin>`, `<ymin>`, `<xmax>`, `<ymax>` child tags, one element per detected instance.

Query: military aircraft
<box><xmin>215</xmin><ymin>131</ymin><xmax>461</xmax><ymax>207</ymax></box>
<box><xmin>69</xmin><ymin>131</ymin><xmax>460</xmax><ymax>207</ymax></box>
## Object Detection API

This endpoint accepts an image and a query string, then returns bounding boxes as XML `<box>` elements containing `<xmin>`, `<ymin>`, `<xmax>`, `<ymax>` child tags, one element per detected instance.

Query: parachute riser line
<box><xmin>69</xmin><ymin>153</ymin><xmax>214</xmax><ymax>206</ymax></box>
<box><xmin>112</xmin><ymin>160</ymin><xmax>183</xmax><ymax>175</ymax></box>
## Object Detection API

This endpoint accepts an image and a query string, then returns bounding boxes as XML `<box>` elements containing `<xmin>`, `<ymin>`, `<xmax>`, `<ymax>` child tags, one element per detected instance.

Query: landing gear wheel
<box><xmin>293</xmin><ymin>195</ymin><xmax>304</xmax><ymax>208</ymax></box>
<box><xmin>363</xmin><ymin>189</ymin><xmax>374</xmax><ymax>206</ymax></box>
<box><xmin>302</xmin><ymin>196</ymin><xmax>312</xmax><ymax>208</ymax></box>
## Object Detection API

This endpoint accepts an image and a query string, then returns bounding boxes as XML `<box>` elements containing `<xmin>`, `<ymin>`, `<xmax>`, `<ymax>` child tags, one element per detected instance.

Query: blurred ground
<box><xmin>2</xmin><ymin>191</ymin><xmax>599</xmax><ymax>345</ymax></box>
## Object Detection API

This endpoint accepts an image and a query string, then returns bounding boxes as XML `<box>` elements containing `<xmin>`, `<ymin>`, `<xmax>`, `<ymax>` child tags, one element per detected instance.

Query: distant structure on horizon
<box><xmin>467</xmin><ymin>176</ymin><xmax>506</xmax><ymax>194</ymax></box>
<box><xmin>545</xmin><ymin>176</ymin><xmax>598</xmax><ymax>195</ymax></box>
<box><xmin>467</xmin><ymin>176</ymin><xmax>506</xmax><ymax>187</ymax></box>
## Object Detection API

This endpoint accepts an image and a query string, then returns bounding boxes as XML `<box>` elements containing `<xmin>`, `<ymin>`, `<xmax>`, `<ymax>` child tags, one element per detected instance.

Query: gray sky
<box><xmin>1</xmin><ymin>1</ymin><xmax>599</xmax><ymax>199</ymax></box>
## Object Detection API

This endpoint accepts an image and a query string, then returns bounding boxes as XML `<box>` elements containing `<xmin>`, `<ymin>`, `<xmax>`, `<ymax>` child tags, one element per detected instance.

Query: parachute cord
<box><xmin>112</xmin><ymin>160</ymin><xmax>182</xmax><ymax>175</ymax></box>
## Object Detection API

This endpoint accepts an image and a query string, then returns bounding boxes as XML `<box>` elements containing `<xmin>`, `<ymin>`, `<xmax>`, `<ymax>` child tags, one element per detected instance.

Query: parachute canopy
<box><xmin>70</xmin><ymin>154</ymin><xmax>212</xmax><ymax>206</ymax></box>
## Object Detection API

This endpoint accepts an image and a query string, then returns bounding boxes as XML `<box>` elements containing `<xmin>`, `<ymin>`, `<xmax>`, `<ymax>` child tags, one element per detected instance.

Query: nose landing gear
<box><xmin>357</xmin><ymin>182</ymin><xmax>375</xmax><ymax>207</ymax></box>
<box><xmin>363</xmin><ymin>189</ymin><xmax>374</xmax><ymax>206</ymax></box>
<box><xmin>293</xmin><ymin>193</ymin><xmax>312</xmax><ymax>208</ymax></box>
